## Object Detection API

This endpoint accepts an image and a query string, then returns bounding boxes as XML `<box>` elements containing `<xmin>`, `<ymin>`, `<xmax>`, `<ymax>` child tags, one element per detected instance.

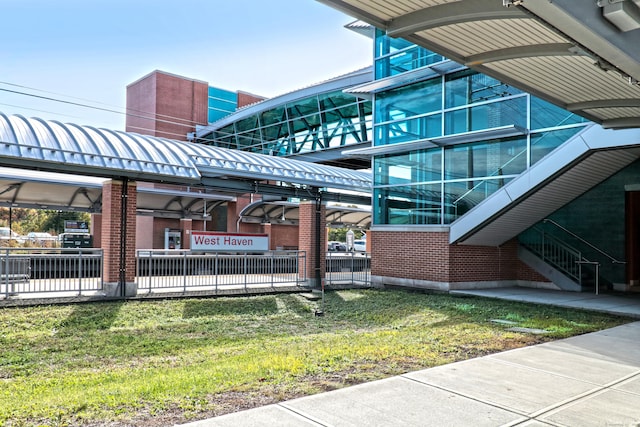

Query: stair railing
<box><xmin>520</xmin><ymin>227</ymin><xmax>586</xmax><ymax>284</ymax></box>
<box><xmin>542</xmin><ymin>219</ymin><xmax>626</xmax><ymax>265</ymax></box>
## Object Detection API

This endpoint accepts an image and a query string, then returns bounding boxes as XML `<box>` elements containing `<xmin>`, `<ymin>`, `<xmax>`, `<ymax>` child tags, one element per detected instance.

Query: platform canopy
<box><xmin>318</xmin><ymin>0</ymin><xmax>640</xmax><ymax>129</ymax></box>
<box><xmin>238</xmin><ymin>200</ymin><xmax>371</xmax><ymax>229</ymax></box>
<box><xmin>0</xmin><ymin>113</ymin><xmax>372</xmax><ymax>215</ymax></box>
<box><xmin>0</xmin><ymin>113</ymin><xmax>372</xmax><ymax>190</ymax></box>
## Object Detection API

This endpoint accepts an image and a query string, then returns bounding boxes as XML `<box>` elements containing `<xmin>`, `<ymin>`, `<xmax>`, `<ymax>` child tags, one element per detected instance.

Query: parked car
<box><xmin>26</xmin><ymin>232</ymin><xmax>56</xmax><ymax>244</ymax></box>
<box><xmin>353</xmin><ymin>240</ymin><xmax>367</xmax><ymax>252</ymax></box>
<box><xmin>328</xmin><ymin>241</ymin><xmax>347</xmax><ymax>252</ymax></box>
<box><xmin>0</xmin><ymin>227</ymin><xmax>25</xmax><ymax>244</ymax></box>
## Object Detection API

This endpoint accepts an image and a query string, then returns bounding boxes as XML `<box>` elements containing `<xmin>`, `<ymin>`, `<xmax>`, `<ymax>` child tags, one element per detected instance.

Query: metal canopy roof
<box><xmin>239</xmin><ymin>200</ymin><xmax>371</xmax><ymax>229</ymax></box>
<box><xmin>318</xmin><ymin>0</ymin><xmax>640</xmax><ymax>129</ymax></box>
<box><xmin>0</xmin><ymin>113</ymin><xmax>372</xmax><ymax>192</ymax></box>
<box><xmin>0</xmin><ymin>168</ymin><xmax>236</xmax><ymax>218</ymax></box>
<box><xmin>183</xmin><ymin>142</ymin><xmax>372</xmax><ymax>191</ymax></box>
<box><xmin>0</xmin><ymin>113</ymin><xmax>201</xmax><ymax>183</ymax></box>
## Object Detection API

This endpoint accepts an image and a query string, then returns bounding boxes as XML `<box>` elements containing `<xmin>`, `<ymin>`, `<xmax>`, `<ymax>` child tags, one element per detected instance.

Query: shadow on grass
<box><xmin>182</xmin><ymin>295</ymin><xmax>279</xmax><ymax>318</ymax></box>
<box><xmin>57</xmin><ymin>300</ymin><xmax>124</xmax><ymax>333</ymax></box>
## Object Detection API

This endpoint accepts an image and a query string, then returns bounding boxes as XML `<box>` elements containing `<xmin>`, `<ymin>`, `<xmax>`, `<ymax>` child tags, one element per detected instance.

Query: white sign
<box><xmin>191</xmin><ymin>231</ymin><xmax>269</xmax><ymax>252</ymax></box>
<box><xmin>64</xmin><ymin>220</ymin><xmax>89</xmax><ymax>234</ymax></box>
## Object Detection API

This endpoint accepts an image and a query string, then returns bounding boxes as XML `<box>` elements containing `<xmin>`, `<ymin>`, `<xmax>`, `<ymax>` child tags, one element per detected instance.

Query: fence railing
<box><xmin>325</xmin><ymin>252</ymin><xmax>371</xmax><ymax>286</ymax></box>
<box><xmin>0</xmin><ymin>247</ymin><xmax>103</xmax><ymax>297</ymax></box>
<box><xmin>135</xmin><ymin>250</ymin><xmax>307</xmax><ymax>294</ymax></box>
<box><xmin>1</xmin><ymin>248</ymin><xmax>373</xmax><ymax>302</ymax></box>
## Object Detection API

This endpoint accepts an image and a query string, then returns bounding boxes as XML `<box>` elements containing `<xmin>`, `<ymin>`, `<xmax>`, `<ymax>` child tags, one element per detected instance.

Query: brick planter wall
<box><xmin>371</xmin><ymin>229</ymin><xmax>550</xmax><ymax>289</ymax></box>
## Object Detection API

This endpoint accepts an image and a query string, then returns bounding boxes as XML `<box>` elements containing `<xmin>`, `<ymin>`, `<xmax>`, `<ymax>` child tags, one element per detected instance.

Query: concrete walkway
<box><xmin>178</xmin><ymin>287</ymin><xmax>640</xmax><ymax>426</ymax></box>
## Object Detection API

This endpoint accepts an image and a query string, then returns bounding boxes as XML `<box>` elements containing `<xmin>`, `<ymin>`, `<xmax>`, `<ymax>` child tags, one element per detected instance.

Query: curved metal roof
<box><xmin>0</xmin><ymin>113</ymin><xmax>372</xmax><ymax>192</ymax></box>
<box><xmin>318</xmin><ymin>0</ymin><xmax>640</xmax><ymax>129</ymax></box>
<box><xmin>239</xmin><ymin>200</ymin><xmax>371</xmax><ymax>229</ymax></box>
<box><xmin>0</xmin><ymin>113</ymin><xmax>201</xmax><ymax>182</ymax></box>
<box><xmin>184</xmin><ymin>142</ymin><xmax>372</xmax><ymax>191</ymax></box>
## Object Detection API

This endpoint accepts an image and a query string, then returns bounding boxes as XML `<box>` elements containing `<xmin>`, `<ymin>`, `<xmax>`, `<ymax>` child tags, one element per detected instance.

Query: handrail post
<box><xmin>183</xmin><ymin>251</ymin><xmax>188</xmax><ymax>294</ymax></box>
<box><xmin>3</xmin><ymin>248</ymin><xmax>8</xmax><ymax>297</ymax></box>
<box><xmin>270</xmin><ymin>252</ymin><xmax>274</xmax><ymax>289</ymax></box>
<box><xmin>243</xmin><ymin>252</ymin><xmax>248</xmax><ymax>292</ymax></box>
<box><xmin>77</xmin><ymin>249</ymin><xmax>83</xmax><ymax>296</ymax></box>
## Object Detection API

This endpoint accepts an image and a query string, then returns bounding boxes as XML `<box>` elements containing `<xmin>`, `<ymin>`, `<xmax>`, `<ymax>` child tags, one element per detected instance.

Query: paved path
<box><xmin>177</xmin><ymin>287</ymin><xmax>640</xmax><ymax>426</ymax></box>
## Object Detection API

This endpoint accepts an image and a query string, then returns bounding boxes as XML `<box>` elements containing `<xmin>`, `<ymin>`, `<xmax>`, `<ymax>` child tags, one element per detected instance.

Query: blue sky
<box><xmin>0</xmin><ymin>1</ymin><xmax>371</xmax><ymax>130</ymax></box>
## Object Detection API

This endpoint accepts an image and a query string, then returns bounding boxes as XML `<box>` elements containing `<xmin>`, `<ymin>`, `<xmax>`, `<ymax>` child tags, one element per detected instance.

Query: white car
<box><xmin>0</xmin><ymin>227</ymin><xmax>25</xmax><ymax>244</ymax></box>
<box><xmin>26</xmin><ymin>232</ymin><xmax>56</xmax><ymax>244</ymax></box>
<box><xmin>353</xmin><ymin>240</ymin><xmax>367</xmax><ymax>252</ymax></box>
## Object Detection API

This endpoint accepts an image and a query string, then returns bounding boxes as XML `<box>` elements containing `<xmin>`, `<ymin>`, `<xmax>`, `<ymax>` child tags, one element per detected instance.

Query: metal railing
<box><xmin>0</xmin><ymin>247</ymin><xmax>103</xmax><ymax>297</ymax></box>
<box><xmin>520</xmin><ymin>227</ymin><xmax>584</xmax><ymax>283</ymax></box>
<box><xmin>325</xmin><ymin>251</ymin><xmax>371</xmax><ymax>287</ymax></box>
<box><xmin>542</xmin><ymin>219</ymin><xmax>626</xmax><ymax>265</ymax></box>
<box><xmin>135</xmin><ymin>250</ymin><xmax>307</xmax><ymax>294</ymax></box>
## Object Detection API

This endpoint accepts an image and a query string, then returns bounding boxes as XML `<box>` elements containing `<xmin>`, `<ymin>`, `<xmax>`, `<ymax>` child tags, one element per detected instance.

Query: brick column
<box><xmin>298</xmin><ymin>200</ymin><xmax>326</xmax><ymax>288</ymax></box>
<box><xmin>181</xmin><ymin>218</ymin><xmax>193</xmax><ymax>250</ymax></box>
<box><xmin>101</xmin><ymin>179</ymin><xmax>137</xmax><ymax>296</ymax></box>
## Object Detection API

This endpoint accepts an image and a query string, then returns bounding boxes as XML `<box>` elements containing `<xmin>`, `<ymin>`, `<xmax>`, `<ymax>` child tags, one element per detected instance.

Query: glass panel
<box><xmin>212</xmin><ymin>125</ymin><xmax>236</xmax><ymax>148</ymax></box>
<box><xmin>374</xmin><ymin>149</ymin><xmax>442</xmax><ymax>186</ymax></box>
<box><xmin>375</xmin><ymin>29</ymin><xmax>414</xmax><ymax>59</ymax></box>
<box><xmin>286</xmin><ymin>97</ymin><xmax>320</xmax><ymax>120</ymax></box>
<box><xmin>444</xmin><ymin>178</ymin><xmax>511</xmax><ymax>223</ymax></box>
<box><xmin>318</xmin><ymin>91</ymin><xmax>356</xmax><ymax>111</ymax></box>
<box><xmin>530</xmin><ymin>97</ymin><xmax>589</xmax><ymax>129</ymax></box>
<box><xmin>376</xmin><ymin>78</ymin><xmax>442</xmax><ymax>124</ymax></box>
<box><xmin>376</xmin><ymin>46</ymin><xmax>444</xmax><ymax>77</ymax></box>
<box><xmin>208</xmin><ymin>87</ymin><xmax>237</xmax><ymax>103</ymax></box>
<box><xmin>260</xmin><ymin>106</ymin><xmax>286</xmax><ymax>127</ymax></box>
<box><xmin>289</xmin><ymin>114</ymin><xmax>320</xmax><ymax>134</ymax></box>
<box><xmin>375</xmin><ymin>114</ymin><xmax>442</xmax><ymax>145</ymax></box>
<box><xmin>236</xmin><ymin>128</ymin><xmax>262</xmax><ymax>150</ymax></box>
<box><xmin>445</xmin><ymin>70</ymin><xmax>523</xmax><ymax>109</ymax></box>
<box><xmin>374</xmin><ymin>183</ymin><xmax>442</xmax><ymax>225</ymax></box>
<box><xmin>235</xmin><ymin>115</ymin><xmax>260</xmax><ymax>134</ymax></box>
<box><xmin>444</xmin><ymin>137</ymin><xmax>527</xmax><ymax>180</ymax></box>
<box><xmin>444</xmin><ymin>97</ymin><xmax>527</xmax><ymax>134</ymax></box>
<box><xmin>530</xmin><ymin>127</ymin><xmax>583</xmax><ymax>164</ymax></box>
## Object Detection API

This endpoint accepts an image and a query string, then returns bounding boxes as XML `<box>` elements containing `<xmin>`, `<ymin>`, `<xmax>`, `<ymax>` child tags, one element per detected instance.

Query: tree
<box><xmin>328</xmin><ymin>228</ymin><xmax>363</xmax><ymax>242</ymax></box>
<box><xmin>0</xmin><ymin>208</ymin><xmax>90</xmax><ymax>235</ymax></box>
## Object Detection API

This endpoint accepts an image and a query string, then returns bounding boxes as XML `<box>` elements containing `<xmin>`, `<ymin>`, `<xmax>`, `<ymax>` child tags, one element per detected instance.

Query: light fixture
<box><xmin>599</xmin><ymin>0</ymin><xmax>640</xmax><ymax>32</ymax></box>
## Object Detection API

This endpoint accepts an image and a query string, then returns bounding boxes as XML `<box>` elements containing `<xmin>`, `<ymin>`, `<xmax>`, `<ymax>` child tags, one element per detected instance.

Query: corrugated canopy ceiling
<box><xmin>0</xmin><ymin>113</ymin><xmax>372</xmax><ymax>192</ymax></box>
<box><xmin>318</xmin><ymin>0</ymin><xmax>640</xmax><ymax>129</ymax></box>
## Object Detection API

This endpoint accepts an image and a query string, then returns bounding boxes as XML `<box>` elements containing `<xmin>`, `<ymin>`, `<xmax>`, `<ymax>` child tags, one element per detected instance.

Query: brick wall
<box><xmin>371</xmin><ymin>230</ymin><xmax>550</xmax><ymax>286</ymax></box>
<box><xmin>237</xmin><ymin>91</ymin><xmax>266</xmax><ymax>108</ymax></box>
<box><xmin>371</xmin><ymin>230</ymin><xmax>451</xmax><ymax>282</ymax></box>
<box><xmin>126</xmin><ymin>70</ymin><xmax>208</xmax><ymax>140</ymax></box>
<box><xmin>101</xmin><ymin>180</ymin><xmax>137</xmax><ymax>284</ymax></box>
<box><xmin>265</xmin><ymin>224</ymin><xmax>299</xmax><ymax>250</ymax></box>
<box><xmin>298</xmin><ymin>201</ymin><xmax>326</xmax><ymax>286</ymax></box>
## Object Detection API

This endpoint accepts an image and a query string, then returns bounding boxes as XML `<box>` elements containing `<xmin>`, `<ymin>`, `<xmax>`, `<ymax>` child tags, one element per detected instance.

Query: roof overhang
<box><xmin>317</xmin><ymin>0</ymin><xmax>640</xmax><ymax>129</ymax></box>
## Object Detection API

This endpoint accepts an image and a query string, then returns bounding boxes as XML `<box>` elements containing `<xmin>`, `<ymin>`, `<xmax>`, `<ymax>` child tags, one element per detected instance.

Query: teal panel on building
<box><xmin>208</xmin><ymin>86</ymin><xmax>238</xmax><ymax>123</ymax></box>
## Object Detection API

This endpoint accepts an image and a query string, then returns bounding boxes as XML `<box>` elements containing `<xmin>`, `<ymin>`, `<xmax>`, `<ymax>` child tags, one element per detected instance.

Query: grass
<box><xmin>0</xmin><ymin>288</ymin><xmax>631</xmax><ymax>426</ymax></box>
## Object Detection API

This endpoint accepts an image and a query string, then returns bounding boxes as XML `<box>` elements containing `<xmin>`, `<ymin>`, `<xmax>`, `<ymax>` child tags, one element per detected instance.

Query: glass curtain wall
<box><xmin>203</xmin><ymin>90</ymin><xmax>372</xmax><ymax>157</ymax></box>
<box><xmin>372</xmin><ymin>33</ymin><xmax>589</xmax><ymax>226</ymax></box>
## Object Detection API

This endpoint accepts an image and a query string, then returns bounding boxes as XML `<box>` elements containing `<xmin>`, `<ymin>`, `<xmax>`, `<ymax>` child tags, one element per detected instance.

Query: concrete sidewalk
<box><xmin>178</xmin><ymin>288</ymin><xmax>640</xmax><ymax>426</ymax></box>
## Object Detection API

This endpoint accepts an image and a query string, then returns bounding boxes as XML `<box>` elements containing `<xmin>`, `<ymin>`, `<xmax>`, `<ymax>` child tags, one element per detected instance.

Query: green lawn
<box><xmin>0</xmin><ymin>289</ymin><xmax>631</xmax><ymax>426</ymax></box>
